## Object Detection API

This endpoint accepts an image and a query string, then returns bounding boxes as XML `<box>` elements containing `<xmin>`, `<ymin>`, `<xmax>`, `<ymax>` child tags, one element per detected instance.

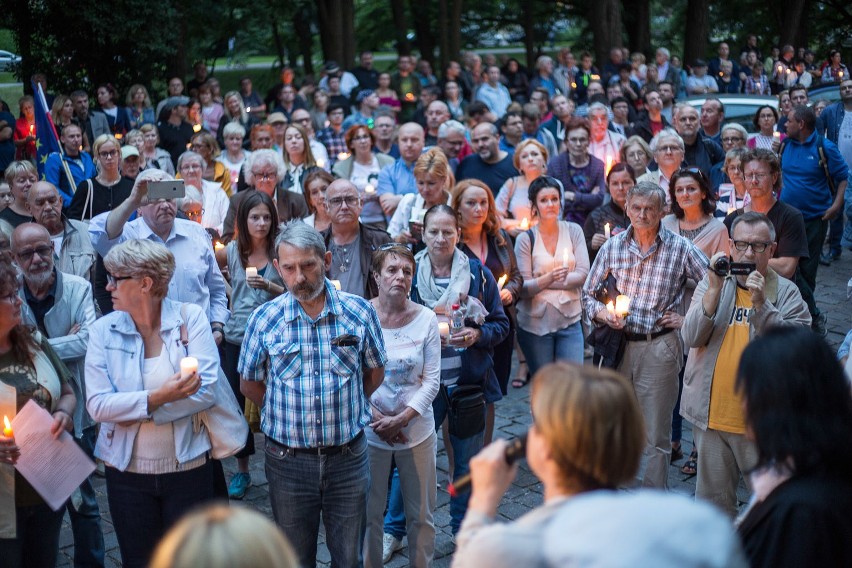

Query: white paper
<box><xmin>11</xmin><ymin>400</ymin><xmax>95</xmax><ymax>511</ymax></box>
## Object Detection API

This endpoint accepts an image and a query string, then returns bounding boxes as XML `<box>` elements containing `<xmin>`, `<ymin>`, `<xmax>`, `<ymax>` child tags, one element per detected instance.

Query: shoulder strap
<box><xmin>525</xmin><ymin>228</ymin><xmax>535</xmax><ymax>250</ymax></box>
<box><xmin>179</xmin><ymin>304</ymin><xmax>189</xmax><ymax>347</ymax></box>
<box><xmin>816</xmin><ymin>135</ymin><xmax>837</xmax><ymax>196</ymax></box>
<box><xmin>82</xmin><ymin>179</ymin><xmax>94</xmax><ymax>222</ymax></box>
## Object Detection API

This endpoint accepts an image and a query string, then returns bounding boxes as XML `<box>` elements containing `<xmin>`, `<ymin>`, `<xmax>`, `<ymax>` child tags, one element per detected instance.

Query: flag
<box><xmin>31</xmin><ymin>81</ymin><xmax>61</xmax><ymax>179</ymax></box>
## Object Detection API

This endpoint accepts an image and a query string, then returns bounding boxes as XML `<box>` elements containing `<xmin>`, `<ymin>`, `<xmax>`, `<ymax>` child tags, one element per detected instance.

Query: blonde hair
<box><xmin>4</xmin><ymin>160</ymin><xmax>37</xmax><ymax>186</ymax></box>
<box><xmin>530</xmin><ymin>362</ymin><xmax>644</xmax><ymax>492</ymax></box>
<box><xmin>149</xmin><ymin>504</ymin><xmax>298</xmax><ymax>568</ymax></box>
<box><xmin>92</xmin><ymin>134</ymin><xmax>122</xmax><ymax>170</ymax></box>
<box><xmin>413</xmin><ymin>147</ymin><xmax>454</xmax><ymax>190</ymax></box>
<box><xmin>104</xmin><ymin>239</ymin><xmax>175</xmax><ymax>299</ymax></box>
<box><xmin>512</xmin><ymin>138</ymin><xmax>548</xmax><ymax>171</ymax></box>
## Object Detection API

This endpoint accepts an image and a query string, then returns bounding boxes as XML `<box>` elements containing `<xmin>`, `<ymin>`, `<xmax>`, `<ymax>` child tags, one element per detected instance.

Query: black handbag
<box><xmin>588</xmin><ymin>270</ymin><xmax>627</xmax><ymax>369</ymax></box>
<box><xmin>446</xmin><ymin>384</ymin><xmax>486</xmax><ymax>439</ymax></box>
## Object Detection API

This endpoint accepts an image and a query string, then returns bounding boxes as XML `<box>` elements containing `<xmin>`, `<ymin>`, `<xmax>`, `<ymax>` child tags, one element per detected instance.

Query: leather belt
<box><xmin>267</xmin><ymin>430</ymin><xmax>364</xmax><ymax>456</ymax></box>
<box><xmin>624</xmin><ymin>328</ymin><xmax>674</xmax><ymax>342</ymax></box>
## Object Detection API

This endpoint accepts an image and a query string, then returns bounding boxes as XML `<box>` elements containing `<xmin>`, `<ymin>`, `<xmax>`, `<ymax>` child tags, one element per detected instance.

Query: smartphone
<box><xmin>148</xmin><ymin>180</ymin><xmax>186</xmax><ymax>200</ymax></box>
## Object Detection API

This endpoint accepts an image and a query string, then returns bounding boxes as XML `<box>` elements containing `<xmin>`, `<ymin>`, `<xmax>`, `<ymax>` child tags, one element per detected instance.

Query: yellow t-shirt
<box><xmin>708</xmin><ymin>286</ymin><xmax>752</xmax><ymax>434</ymax></box>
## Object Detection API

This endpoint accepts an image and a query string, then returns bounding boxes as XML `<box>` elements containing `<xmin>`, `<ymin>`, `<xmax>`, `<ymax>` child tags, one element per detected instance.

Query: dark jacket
<box><xmin>221</xmin><ymin>189</ymin><xmax>308</xmax><ymax>243</ymax></box>
<box><xmin>631</xmin><ymin>111</ymin><xmax>671</xmax><ymax>144</ymax></box>
<box><xmin>459</xmin><ymin>229</ymin><xmax>523</xmax><ymax>322</ymax></box>
<box><xmin>320</xmin><ymin>223</ymin><xmax>391</xmax><ymax>299</ymax></box>
<box><xmin>821</xmin><ymin>100</ymin><xmax>847</xmax><ymax>144</ymax></box>
<box><xmin>411</xmin><ymin>257</ymin><xmax>510</xmax><ymax>390</ymax></box>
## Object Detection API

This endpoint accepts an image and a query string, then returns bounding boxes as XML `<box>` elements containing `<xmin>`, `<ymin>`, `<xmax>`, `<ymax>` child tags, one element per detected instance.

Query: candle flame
<box><xmin>3</xmin><ymin>415</ymin><xmax>11</xmax><ymax>437</ymax></box>
<box><xmin>497</xmin><ymin>274</ymin><xmax>508</xmax><ymax>289</ymax></box>
<box><xmin>519</xmin><ymin>217</ymin><xmax>529</xmax><ymax>230</ymax></box>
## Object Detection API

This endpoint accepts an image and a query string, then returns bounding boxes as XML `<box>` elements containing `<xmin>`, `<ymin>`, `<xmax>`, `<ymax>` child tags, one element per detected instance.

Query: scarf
<box><xmin>415</xmin><ymin>248</ymin><xmax>487</xmax><ymax>324</ymax></box>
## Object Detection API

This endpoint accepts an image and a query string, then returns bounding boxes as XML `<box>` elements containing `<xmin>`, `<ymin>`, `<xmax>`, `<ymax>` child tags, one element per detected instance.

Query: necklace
<box><xmin>333</xmin><ymin>241</ymin><xmax>357</xmax><ymax>273</ymax></box>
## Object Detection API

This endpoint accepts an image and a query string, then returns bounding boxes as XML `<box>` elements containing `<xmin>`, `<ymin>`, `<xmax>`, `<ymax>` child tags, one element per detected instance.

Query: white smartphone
<box><xmin>147</xmin><ymin>180</ymin><xmax>186</xmax><ymax>200</ymax></box>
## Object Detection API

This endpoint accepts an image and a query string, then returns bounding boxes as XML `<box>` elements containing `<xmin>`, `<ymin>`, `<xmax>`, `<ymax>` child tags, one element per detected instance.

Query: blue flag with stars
<box><xmin>32</xmin><ymin>81</ymin><xmax>60</xmax><ymax>178</ymax></box>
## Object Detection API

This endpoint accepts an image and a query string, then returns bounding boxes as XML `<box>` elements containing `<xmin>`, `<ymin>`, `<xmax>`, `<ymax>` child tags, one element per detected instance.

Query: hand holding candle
<box><xmin>245</xmin><ymin>266</ymin><xmax>258</xmax><ymax>278</ymax></box>
<box><xmin>180</xmin><ymin>357</ymin><xmax>198</xmax><ymax>379</ymax></box>
<box><xmin>614</xmin><ymin>295</ymin><xmax>630</xmax><ymax>317</ymax></box>
<box><xmin>604</xmin><ymin>223</ymin><xmax>611</xmax><ymax>240</ymax></box>
<box><xmin>519</xmin><ymin>217</ymin><xmax>529</xmax><ymax>230</ymax></box>
<box><xmin>562</xmin><ymin>247</ymin><xmax>575</xmax><ymax>270</ymax></box>
<box><xmin>438</xmin><ymin>322</ymin><xmax>450</xmax><ymax>337</ymax></box>
<box><xmin>3</xmin><ymin>415</ymin><xmax>12</xmax><ymax>438</ymax></box>
<box><xmin>497</xmin><ymin>274</ymin><xmax>508</xmax><ymax>289</ymax></box>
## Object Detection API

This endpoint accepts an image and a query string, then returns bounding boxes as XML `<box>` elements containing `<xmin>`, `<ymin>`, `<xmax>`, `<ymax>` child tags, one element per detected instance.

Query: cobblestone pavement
<box><xmin>57</xmin><ymin>252</ymin><xmax>852</xmax><ymax>567</ymax></box>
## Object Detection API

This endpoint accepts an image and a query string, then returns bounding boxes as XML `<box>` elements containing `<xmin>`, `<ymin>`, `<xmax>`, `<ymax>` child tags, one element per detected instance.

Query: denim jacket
<box><xmin>84</xmin><ymin>298</ymin><xmax>218</xmax><ymax>471</ymax></box>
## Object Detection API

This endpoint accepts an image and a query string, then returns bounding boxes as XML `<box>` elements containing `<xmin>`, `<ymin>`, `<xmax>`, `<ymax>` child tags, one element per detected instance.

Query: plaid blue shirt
<box><xmin>316</xmin><ymin>127</ymin><xmax>347</xmax><ymax>168</ymax></box>
<box><xmin>238</xmin><ymin>279</ymin><xmax>387</xmax><ymax>447</ymax></box>
<box><xmin>583</xmin><ymin>226</ymin><xmax>708</xmax><ymax>335</ymax></box>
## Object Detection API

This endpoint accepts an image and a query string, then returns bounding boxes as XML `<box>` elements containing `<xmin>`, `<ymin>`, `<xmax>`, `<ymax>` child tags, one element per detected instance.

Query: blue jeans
<box><xmin>517</xmin><ymin>321</ymin><xmax>584</xmax><ymax>377</ymax></box>
<box><xmin>265</xmin><ymin>432</ymin><xmax>370</xmax><ymax>568</ymax></box>
<box><xmin>383</xmin><ymin>467</ymin><xmax>406</xmax><ymax>540</ymax></box>
<box><xmin>67</xmin><ymin>426</ymin><xmax>105</xmax><ymax>568</ymax></box>
<box><xmin>843</xmin><ymin>174</ymin><xmax>852</xmax><ymax>248</ymax></box>
<box><xmin>433</xmin><ymin>387</ymin><xmax>485</xmax><ymax>534</ymax></box>
<box><xmin>0</xmin><ymin>502</ymin><xmax>65</xmax><ymax>568</ymax></box>
<box><xmin>105</xmin><ymin>460</ymin><xmax>217</xmax><ymax>568</ymax></box>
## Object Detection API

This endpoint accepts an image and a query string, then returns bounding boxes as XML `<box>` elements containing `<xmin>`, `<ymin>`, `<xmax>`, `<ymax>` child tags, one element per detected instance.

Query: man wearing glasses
<box><xmin>638</xmin><ymin>128</ymin><xmax>685</xmax><ymax>207</ymax></box>
<box><xmin>681</xmin><ymin>212</ymin><xmax>810</xmax><ymax>517</ymax></box>
<box><xmin>290</xmin><ymin>108</ymin><xmax>331</xmax><ymax>170</ymax></box>
<box><xmin>319</xmin><ymin>179</ymin><xmax>390</xmax><ymax>298</ymax></box>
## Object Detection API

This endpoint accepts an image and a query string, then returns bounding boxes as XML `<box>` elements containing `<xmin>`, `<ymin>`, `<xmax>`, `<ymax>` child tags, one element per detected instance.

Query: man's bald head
<box><xmin>398</xmin><ymin>123</ymin><xmax>425</xmax><ymax>163</ymax></box>
<box><xmin>12</xmin><ymin>222</ymin><xmax>54</xmax><ymax>286</ymax></box>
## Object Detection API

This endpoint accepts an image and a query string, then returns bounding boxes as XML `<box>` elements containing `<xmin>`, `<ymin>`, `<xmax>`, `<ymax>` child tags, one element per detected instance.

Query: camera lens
<box><xmin>712</xmin><ymin>256</ymin><xmax>730</xmax><ymax>276</ymax></box>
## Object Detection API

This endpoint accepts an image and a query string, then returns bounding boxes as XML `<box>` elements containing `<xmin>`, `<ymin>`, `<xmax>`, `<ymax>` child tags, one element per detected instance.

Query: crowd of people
<box><xmin>0</xmin><ymin>33</ymin><xmax>851</xmax><ymax>568</ymax></box>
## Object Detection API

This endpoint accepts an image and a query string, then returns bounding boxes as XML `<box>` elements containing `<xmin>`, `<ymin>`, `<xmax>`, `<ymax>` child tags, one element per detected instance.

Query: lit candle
<box><xmin>562</xmin><ymin>247</ymin><xmax>574</xmax><ymax>268</ymax></box>
<box><xmin>193</xmin><ymin>124</ymin><xmax>202</xmax><ymax>132</ymax></box>
<box><xmin>337</xmin><ymin>152</ymin><xmax>350</xmax><ymax>161</ymax></box>
<box><xmin>727</xmin><ymin>207</ymin><xmax>736</xmax><ymax>214</ymax></box>
<box><xmin>214</xmin><ymin>241</ymin><xmax>225</xmax><ymax>251</ymax></box>
<box><xmin>614</xmin><ymin>295</ymin><xmax>630</xmax><ymax>317</ymax></box>
<box><xmin>438</xmin><ymin>322</ymin><xmax>450</xmax><ymax>337</ymax></box>
<box><xmin>755</xmin><ymin>82</ymin><xmax>761</xmax><ymax>91</ymax></box>
<box><xmin>497</xmin><ymin>274</ymin><xmax>508</xmax><ymax>289</ymax></box>
<box><xmin>115</xmin><ymin>133</ymin><xmax>123</xmax><ymax>140</ymax></box>
<box><xmin>246</xmin><ymin>106</ymin><xmax>252</xmax><ymax>113</ymax></box>
<box><xmin>3</xmin><ymin>415</ymin><xmax>12</xmax><ymax>438</ymax></box>
<box><xmin>773</xmin><ymin>131</ymin><xmax>781</xmax><ymax>140</ymax></box>
<box><xmin>330</xmin><ymin>279</ymin><xmax>342</xmax><ymax>290</ymax></box>
<box><xmin>605</xmin><ymin>155</ymin><xmax>614</xmax><ymax>175</ymax></box>
<box><xmin>364</xmin><ymin>184</ymin><xmax>375</xmax><ymax>194</ymax></box>
<box><xmin>519</xmin><ymin>217</ymin><xmax>529</xmax><ymax>230</ymax></box>
<box><xmin>606</xmin><ymin>301</ymin><xmax>615</xmax><ymax>315</ymax></box>
<box><xmin>405</xmin><ymin>92</ymin><xmax>415</xmax><ymax>102</ymax></box>
<box><xmin>604</xmin><ymin>223</ymin><xmax>611</xmax><ymax>239</ymax></box>
<box><xmin>180</xmin><ymin>357</ymin><xmax>198</xmax><ymax>379</ymax></box>
<box><xmin>840</xmin><ymin>71</ymin><xmax>844</xmax><ymax>78</ymax></box>
<box><xmin>316</xmin><ymin>158</ymin><xmax>326</xmax><ymax>168</ymax></box>
<box><xmin>245</xmin><ymin>266</ymin><xmax>258</xmax><ymax>278</ymax></box>
<box><xmin>28</xmin><ymin>124</ymin><xmax>34</xmax><ymax>135</ymax></box>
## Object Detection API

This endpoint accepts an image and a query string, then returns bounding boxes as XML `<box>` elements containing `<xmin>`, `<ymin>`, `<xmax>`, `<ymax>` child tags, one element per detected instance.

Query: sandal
<box><xmin>670</xmin><ymin>443</ymin><xmax>684</xmax><ymax>463</ymax></box>
<box><xmin>512</xmin><ymin>362</ymin><xmax>530</xmax><ymax>389</ymax></box>
<box><xmin>681</xmin><ymin>448</ymin><xmax>697</xmax><ymax>476</ymax></box>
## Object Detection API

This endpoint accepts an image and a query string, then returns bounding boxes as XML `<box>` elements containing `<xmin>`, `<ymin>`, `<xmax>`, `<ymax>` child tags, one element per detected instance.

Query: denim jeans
<box><xmin>67</xmin><ymin>426</ymin><xmax>105</xmax><ymax>568</ymax></box>
<box><xmin>516</xmin><ymin>321</ymin><xmax>584</xmax><ymax>377</ymax></box>
<box><xmin>0</xmin><ymin>502</ymin><xmax>65</xmax><ymax>568</ymax></box>
<box><xmin>105</xmin><ymin>460</ymin><xmax>217</xmax><ymax>568</ymax></box>
<box><xmin>842</xmin><ymin>174</ymin><xmax>852</xmax><ymax>248</ymax></box>
<box><xmin>265</xmin><ymin>432</ymin><xmax>370</xmax><ymax>568</ymax></box>
<box><xmin>433</xmin><ymin>387</ymin><xmax>485</xmax><ymax>534</ymax></box>
<box><xmin>383</xmin><ymin>467</ymin><xmax>406</xmax><ymax>540</ymax></box>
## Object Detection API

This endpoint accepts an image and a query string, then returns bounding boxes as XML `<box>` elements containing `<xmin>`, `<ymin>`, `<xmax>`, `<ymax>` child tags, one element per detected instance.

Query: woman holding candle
<box><xmin>138</xmin><ymin>124</ymin><xmax>176</xmax><ymax>176</ymax></box>
<box><xmin>364</xmin><ymin>243</ymin><xmax>441</xmax><ymax>568</ymax></box>
<box><xmin>583</xmin><ymin>163</ymin><xmax>634</xmax><ymax>263</ymax></box>
<box><xmin>454</xmin><ymin>180</ymin><xmax>523</xmax><ymax>439</ymax></box>
<box><xmin>13</xmin><ymin>96</ymin><xmax>36</xmax><ymax>161</ymax></box>
<box><xmin>389</xmin><ymin>148</ymin><xmax>454</xmax><ymax>250</ymax></box>
<box><xmin>216</xmin><ymin>191</ymin><xmax>283</xmax><ymax>500</ymax></box>
<box><xmin>302</xmin><ymin>169</ymin><xmax>334</xmax><ymax>232</ymax></box>
<box><xmin>215</xmin><ymin>123</ymin><xmax>251</xmax><ymax>191</ymax></box>
<box><xmin>282</xmin><ymin>124</ymin><xmax>319</xmax><ymax>195</ymax></box>
<box><xmin>189</xmin><ymin>131</ymin><xmax>232</xmax><ymax>196</ymax></box>
<box><xmin>821</xmin><ymin>49</ymin><xmax>849</xmax><ymax>83</ymax></box>
<box><xmin>662</xmin><ymin>166</ymin><xmax>729</xmax><ymax>473</ymax></box>
<box><xmin>216</xmin><ymin>92</ymin><xmax>256</xmax><ymax>150</ymax></box>
<box><xmin>546</xmin><ymin>117</ymin><xmax>606</xmax><ymax>226</ymax></box>
<box><xmin>125</xmin><ymin>84</ymin><xmax>156</xmax><ymax>130</ymax></box>
<box><xmin>410</xmin><ymin>204</ymin><xmax>509</xmax><ymax>536</ymax></box>
<box><xmin>495</xmin><ymin>139</ymin><xmax>549</xmax><ymax>236</ymax></box>
<box><xmin>748</xmin><ymin>106</ymin><xmax>784</xmax><ymax>151</ymax></box>
<box><xmin>85</xmin><ymin>239</ymin><xmax>221</xmax><ymax>568</ymax></box>
<box><xmin>0</xmin><ymin>259</ymin><xmax>77</xmax><ymax>568</ymax></box>
<box><xmin>513</xmin><ymin>176</ymin><xmax>590</xmax><ymax>383</ymax></box>
<box><xmin>332</xmin><ymin>125</ymin><xmax>394</xmax><ymax>228</ymax></box>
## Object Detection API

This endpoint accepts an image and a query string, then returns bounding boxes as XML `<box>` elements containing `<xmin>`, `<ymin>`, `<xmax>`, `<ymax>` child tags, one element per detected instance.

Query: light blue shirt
<box><xmin>88</xmin><ymin>214</ymin><xmax>230</xmax><ymax>325</ymax></box>
<box><xmin>377</xmin><ymin>158</ymin><xmax>417</xmax><ymax>200</ymax></box>
<box><xmin>475</xmin><ymin>83</ymin><xmax>512</xmax><ymax>119</ymax></box>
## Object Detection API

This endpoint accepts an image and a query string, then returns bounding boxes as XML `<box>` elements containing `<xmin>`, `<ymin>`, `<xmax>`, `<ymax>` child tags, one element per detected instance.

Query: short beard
<box><xmin>290</xmin><ymin>279</ymin><xmax>325</xmax><ymax>303</ymax></box>
<box><xmin>25</xmin><ymin>266</ymin><xmax>53</xmax><ymax>287</ymax></box>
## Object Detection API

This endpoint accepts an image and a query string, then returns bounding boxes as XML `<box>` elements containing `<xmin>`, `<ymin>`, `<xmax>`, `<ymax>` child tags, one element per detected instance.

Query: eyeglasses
<box><xmin>733</xmin><ymin>240</ymin><xmax>771</xmax><ymax>253</ymax></box>
<box><xmin>743</xmin><ymin>172</ymin><xmax>771</xmax><ymax>182</ymax></box>
<box><xmin>326</xmin><ymin>196</ymin><xmax>361</xmax><ymax>208</ymax></box>
<box><xmin>567</xmin><ymin>137</ymin><xmax>588</xmax><ymax>144</ymax></box>
<box><xmin>253</xmin><ymin>172</ymin><xmax>277</xmax><ymax>181</ymax></box>
<box><xmin>185</xmin><ymin>209</ymin><xmax>205</xmax><ymax>219</ymax></box>
<box><xmin>15</xmin><ymin>245</ymin><xmax>53</xmax><ymax>261</ymax></box>
<box><xmin>353</xmin><ymin>135</ymin><xmax>372</xmax><ymax>142</ymax></box>
<box><xmin>106</xmin><ymin>272</ymin><xmax>134</xmax><ymax>286</ymax></box>
<box><xmin>721</xmin><ymin>137</ymin><xmax>744</xmax><ymax>143</ymax></box>
<box><xmin>98</xmin><ymin>150</ymin><xmax>118</xmax><ymax>159</ymax></box>
<box><xmin>656</xmin><ymin>144</ymin><xmax>682</xmax><ymax>154</ymax></box>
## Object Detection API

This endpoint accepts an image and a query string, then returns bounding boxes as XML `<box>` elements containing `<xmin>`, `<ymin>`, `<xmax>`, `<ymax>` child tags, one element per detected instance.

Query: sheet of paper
<box><xmin>11</xmin><ymin>399</ymin><xmax>95</xmax><ymax>511</ymax></box>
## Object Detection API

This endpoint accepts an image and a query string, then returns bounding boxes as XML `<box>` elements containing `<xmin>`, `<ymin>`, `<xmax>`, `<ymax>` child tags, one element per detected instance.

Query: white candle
<box><xmin>519</xmin><ymin>217</ymin><xmax>529</xmax><ymax>230</ymax></box>
<box><xmin>606</xmin><ymin>301</ymin><xmax>615</xmax><ymax>315</ymax></box>
<box><xmin>180</xmin><ymin>357</ymin><xmax>198</xmax><ymax>379</ymax></box>
<box><xmin>562</xmin><ymin>247</ymin><xmax>574</xmax><ymax>268</ymax></box>
<box><xmin>330</xmin><ymin>279</ymin><xmax>342</xmax><ymax>290</ymax></box>
<box><xmin>337</xmin><ymin>152</ymin><xmax>350</xmax><ymax>161</ymax></box>
<box><xmin>245</xmin><ymin>266</ymin><xmax>258</xmax><ymax>278</ymax></box>
<box><xmin>214</xmin><ymin>241</ymin><xmax>225</xmax><ymax>251</ymax></box>
<box><xmin>615</xmin><ymin>295</ymin><xmax>631</xmax><ymax>317</ymax></box>
<box><xmin>3</xmin><ymin>415</ymin><xmax>12</xmax><ymax>437</ymax></box>
<box><xmin>604</xmin><ymin>223</ymin><xmax>611</xmax><ymax>239</ymax></box>
<box><xmin>364</xmin><ymin>184</ymin><xmax>375</xmax><ymax>194</ymax></box>
<box><xmin>497</xmin><ymin>274</ymin><xmax>508</xmax><ymax>289</ymax></box>
<box><xmin>773</xmin><ymin>131</ymin><xmax>781</xmax><ymax>140</ymax></box>
<box><xmin>438</xmin><ymin>322</ymin><xmax>450</xmax><ymax>337</ymax></box>
<box><xmin>605</xmin><ymin>155</ymin><xmax>614</xmax><ymax>175</ymax></box>
<box><xmin>316</xmin><ymin>158</ymin><xmax>326</xmax><ymax>168</ymax></box>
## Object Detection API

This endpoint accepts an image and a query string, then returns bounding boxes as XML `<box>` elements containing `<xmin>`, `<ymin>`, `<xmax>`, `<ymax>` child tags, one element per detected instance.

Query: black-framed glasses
<box><xmin>185</xmin><ymin>208</ymin><xmax>205</xmax><ymax>219</ymax></box>
<box><xmin>326</xmin><ymin>196</ymin><xmax>361</xmax><ymax>208</ymax></box>
<box><xmin>106</xmin><ymin>272</ymin><xmax>134</xmax><ymax>286</ymax></box>
<box><xmin>721</xmin><ymin>136</ymin><xmax>744</xmax><ymax>144</ymax></box>
<box><xmin>733</xmin><ymin>240</ymin><xmax>771</xmax><ymax>253</ymax></box>
<box><xmin>15</xmin><ymin>245</ymin><xmax>53</xmax><ymax>262</ymax></box>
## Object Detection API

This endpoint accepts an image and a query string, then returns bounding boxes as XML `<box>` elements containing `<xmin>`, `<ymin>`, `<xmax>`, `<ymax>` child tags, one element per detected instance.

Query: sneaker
<box><xmin>812</xmin><ymin>312</ymin><xmax>828</xmax><ymax>337</ymax></box>
<box><xmin>819</xmin><ymin>254</ymin><xmax>833</xmax><ymax>266</ymax></box>
<box><xmin>382</xmin><ymin>533</ymin><xmax>403</xmax><ymax>563</ymax></box>
<box><xmin>228</xmin><ymin>472</ymin><xmax>252</xmax><ymax>500</ymax></box>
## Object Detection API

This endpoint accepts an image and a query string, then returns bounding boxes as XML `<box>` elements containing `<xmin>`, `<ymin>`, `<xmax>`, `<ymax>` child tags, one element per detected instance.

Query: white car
<box><xmin>0</xmin><ymin>51</ymin><xmax>21</xmax><ymax>72</ymax></box>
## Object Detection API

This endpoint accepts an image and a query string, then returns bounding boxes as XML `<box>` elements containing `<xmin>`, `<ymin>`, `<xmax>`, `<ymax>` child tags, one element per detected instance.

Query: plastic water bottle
<box><xmin>451</xmin><ymin>303</ymin><xmax>466</xmax><ymax>352</ymax></box>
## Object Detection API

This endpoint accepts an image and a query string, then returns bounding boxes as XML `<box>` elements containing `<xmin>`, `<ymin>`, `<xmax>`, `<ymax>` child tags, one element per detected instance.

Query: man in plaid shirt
<box><xmin>239</xmin><ymin>221</ymin><xmax>387</xmax><ymax>567</ymax></box>
<box><xmin>583</xmin><ymin>181</ymin><xmax>708</xmax><ymax>489</ymax></box>
<box><xmin>316</xmin><ymin>102</ymin><xmax>348</xmax><ymax>168</ymax></box>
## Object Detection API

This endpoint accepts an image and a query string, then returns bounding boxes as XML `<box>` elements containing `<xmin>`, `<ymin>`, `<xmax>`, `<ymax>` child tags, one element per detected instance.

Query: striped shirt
<box><xmin>583</xmin><ymin>226</ymin><xmax>708</xmax><ymax>334</ymax></box>
<box><xmin>238</xmin><ymin>279</ymin><xmax>387</xmax><ymax>448</ymax></box>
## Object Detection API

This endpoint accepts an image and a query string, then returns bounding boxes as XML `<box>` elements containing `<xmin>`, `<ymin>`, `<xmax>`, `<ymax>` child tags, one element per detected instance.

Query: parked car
<box><xmin>682</xmin><ymin>94</ymin><xmax>778</xmax><ymax>133</ymax></box>
<box><xmin>808</xmin><ymin>83</ymin><xmax>843</xmax><ymax>105</ymax></box>
<box><xmin>0</xmin><ymin>50</ymin><xmax>21</xmax><ymax>72</ymax></box>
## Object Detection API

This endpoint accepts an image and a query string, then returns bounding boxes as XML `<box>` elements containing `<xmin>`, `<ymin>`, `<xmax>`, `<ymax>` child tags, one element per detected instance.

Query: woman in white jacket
<box><xmin>85</xmin><ymin>239</ymin><xmax>220</xmax><ymax>568</ymax></box>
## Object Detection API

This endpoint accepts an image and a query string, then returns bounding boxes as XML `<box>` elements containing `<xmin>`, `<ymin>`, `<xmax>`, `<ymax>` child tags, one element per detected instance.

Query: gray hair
<box><xmin>724</xmin><ymin>146</ymin><xmax>749</xmax><ymax>170</ymax></box>
<box><xmin>588</xmin><ymin>102</ymin><xmax>609</xmax><ymax>116</ymax></box>
<box><xmin>244</xmin><ymin>149</ymin><xmax>286</xmax><ymax>186</ymax></box>
<box><xmin>627</xmin><ymin>181</ymin><xmax>667</xmax><ymax>210</ymax></box>
<box><xmin>274</xmin><ymin>220</ymin><xmax>326</xmax><ymax>260</ymax></box>
<box><xmin>721</xmin><ymin>123</ymin><xmax>749</xmax><ymax>141</ymax></box>
<box><xmin>731</xmin><ymin>211</ymin><xmax>776</xmax><ymax>242</ymax></box>
<box><xmin>177</xmin><ymin>151</ymin><xmax>205</xmax><ymax>171</ymax></box>
<box><xmin>650</xmin><ymin>128</ymin><xmax>684</xmax><ymax>153</ymax></box>
<box><xmin>104</xmin><ymin>239</ymin><xmax>175</xmax><ymax>299</ymax></box>
<box><xmin>438</xmin><ymin>119</ymin><xmax>466</xmax><ymax>139</ymax></box>
<box><xmin>656</xmin><ymin>47</ymin><xmax>670</xmax><ymax>59</ymax></box>
<box><xmin>178</xmin><ymin>184</ymin><xmax>204</xmax><ymax>210</ymax></box>
<box><xmin>222</xmin><ymin>122</ymin><xmax>246</xmax><ymax>139</ymax></box>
